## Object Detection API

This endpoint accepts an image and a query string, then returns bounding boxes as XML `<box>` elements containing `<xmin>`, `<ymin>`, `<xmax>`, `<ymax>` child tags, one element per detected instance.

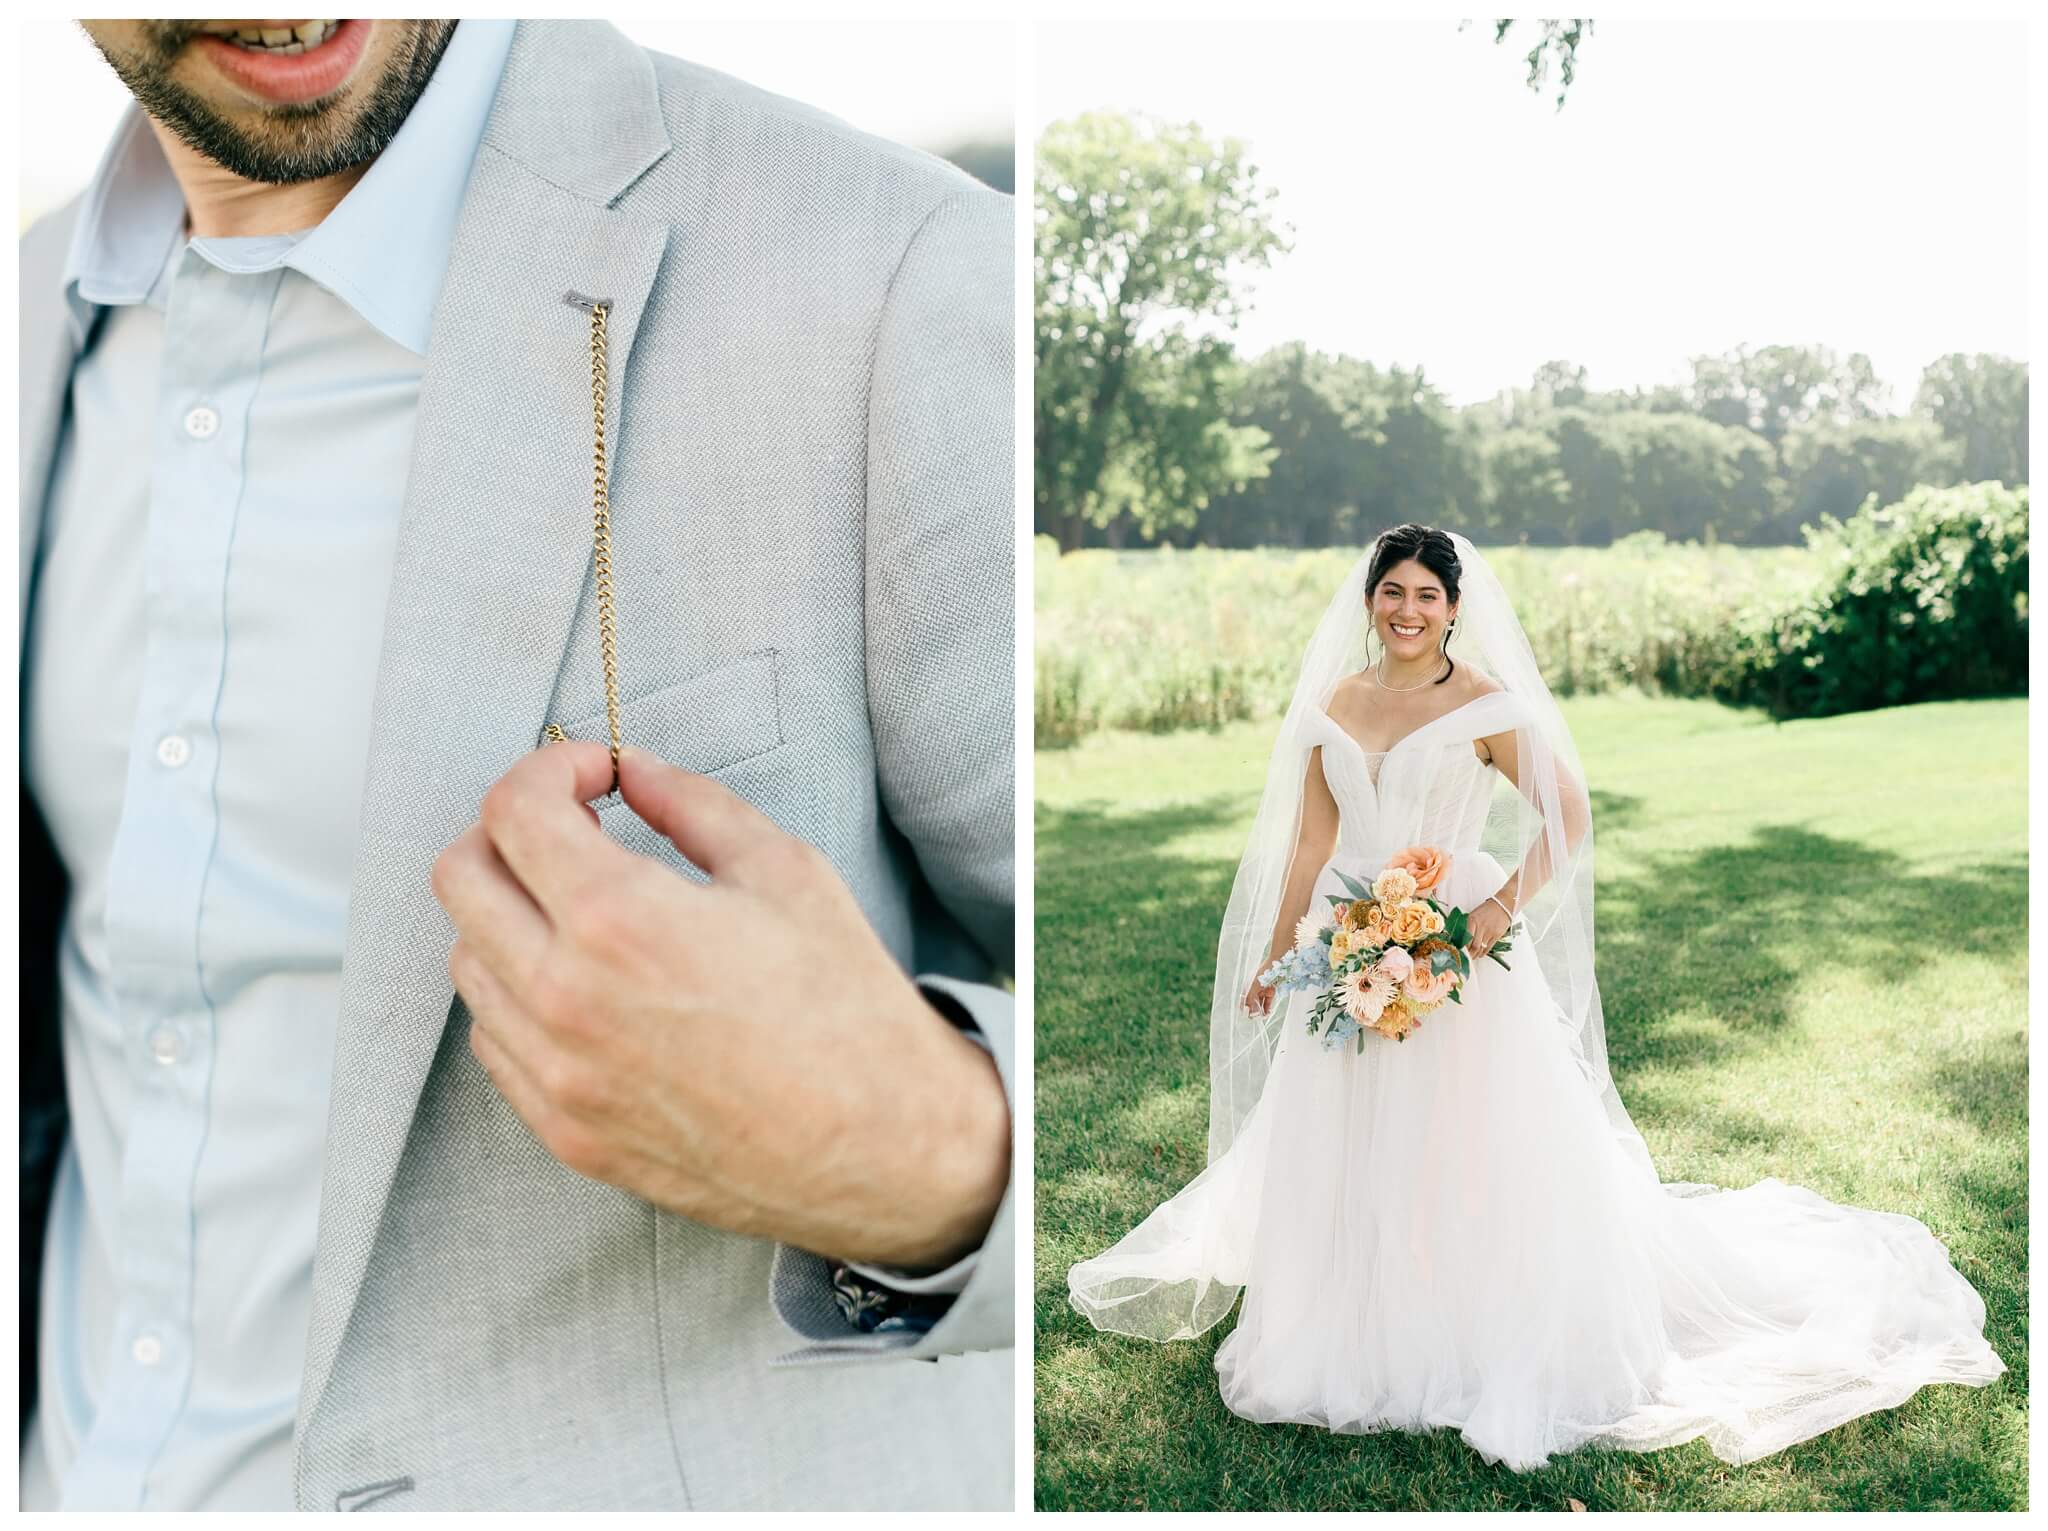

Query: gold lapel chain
<box><xmin>543</xmin><ymin>291</ymin><xmax>624</xmax><ymax>800</ymax></box>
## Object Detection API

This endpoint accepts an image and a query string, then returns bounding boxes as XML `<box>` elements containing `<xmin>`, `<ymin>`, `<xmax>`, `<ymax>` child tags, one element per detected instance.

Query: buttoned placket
<box><xmin>60</xmin><ymin>246</ymin><xmax>288</xmax><ymax>1511</ymax></box>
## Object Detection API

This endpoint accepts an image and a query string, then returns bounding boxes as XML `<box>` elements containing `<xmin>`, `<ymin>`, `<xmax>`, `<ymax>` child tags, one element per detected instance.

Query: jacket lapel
<box><xmin>297</xmin><ymin>19</ymin><xmax>672</xmax><ymax>1431</ymax></box>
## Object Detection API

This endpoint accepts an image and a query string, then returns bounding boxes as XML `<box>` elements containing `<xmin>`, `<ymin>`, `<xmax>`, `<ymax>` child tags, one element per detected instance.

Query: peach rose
<box><xmin>1374</xmin><ymin>946</ymin><xmax>1415</xmax><ymax>984</ymax></box>
<box><xmin>1388</xmin><ymin>845</ymin><xmax>1452</xmax><ymax>893</ymax></box>
<box><xmin>1372</xmin><ymin>867</ymin><xmax>1419</xmax><ymax>904</ymax></box>
<box><xmin>1389</xmin><ymin>902</ymin><xmax>1430</xmax><ymax>945</ymax></box>
<box><xmin>1329</xmin><ymin>900</ymin><xmax>1352</xmax><ymax>928</ymax></box>
<box><xmin>1330</xmin><ymin>929</ymin><xmax>1352</xmax><ymax>963</ymax></box>
<box><xmin>1424</xmin><ymin>906</ymin><xmax>1446</xmax><ymax>935</ymax></box>
<box><xmin>1360</xmin><ymin>907</ymin><xmax>1395</xmax><ymax>946</ymax></box>
<box><xmin>1403</xmin><ymin>963</ymin><xmax>1458</xmax><ymax>1005</ymax></box>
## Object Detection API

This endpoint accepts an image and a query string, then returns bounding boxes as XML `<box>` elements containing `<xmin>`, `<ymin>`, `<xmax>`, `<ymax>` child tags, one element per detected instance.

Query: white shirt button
<box><xmin>132</xmin><ymin>1334</ymin><xmax>163</xmax><ymax>1367</ymax></box>
<box><xmin>148</xmin><ymin>1026</ymin><xmax>183</xmax><ymax>1065</ymax></box>
<box><xmin>183</xmin><ymin>405</ymin><xmax>219</xmax><ymax>440</ymax></box>
<box><xmin>156</xmin><ymin>734</ymin><xmax>191</xmax><ymax>768</ymax></box>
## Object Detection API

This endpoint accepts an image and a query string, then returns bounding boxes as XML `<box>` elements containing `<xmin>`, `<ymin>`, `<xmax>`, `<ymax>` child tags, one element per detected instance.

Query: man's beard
<box><xmin>81</xmin><ymin>20</ymin><xmax>459</xmax><ymax>186</ymax></box>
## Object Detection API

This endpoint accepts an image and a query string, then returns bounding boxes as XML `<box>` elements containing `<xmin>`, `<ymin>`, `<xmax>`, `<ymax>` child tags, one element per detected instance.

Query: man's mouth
<box><xmin>190</xmin><ymin>19</ymin><xmax>369</xmax><ymax>104</ymax></box>
<box><xmin>197</xmin><ymin>20</ymin><xmax>341</xmax><ymax>55</ymax></box>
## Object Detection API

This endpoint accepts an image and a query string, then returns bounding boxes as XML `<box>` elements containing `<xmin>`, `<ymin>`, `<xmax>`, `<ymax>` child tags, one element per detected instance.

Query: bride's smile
<box><xmin>1370</xmin><ymin>558</ymin><xmax>1456</xmax><ymax>672</ymax></box>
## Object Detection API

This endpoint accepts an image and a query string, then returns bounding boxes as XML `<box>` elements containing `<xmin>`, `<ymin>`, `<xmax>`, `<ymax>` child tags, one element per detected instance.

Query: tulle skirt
<box><xmin>1068</xmin><ymin>850</ymin><xmax>2007</xmax><ymax>1470</ymax></box>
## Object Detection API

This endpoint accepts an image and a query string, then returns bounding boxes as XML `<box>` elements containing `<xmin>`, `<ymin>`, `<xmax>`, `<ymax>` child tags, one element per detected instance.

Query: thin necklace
<box><xmin>1375</xmin><ymin>652</ymin><xmax>1449</xmax><ymax>692</ymax></box>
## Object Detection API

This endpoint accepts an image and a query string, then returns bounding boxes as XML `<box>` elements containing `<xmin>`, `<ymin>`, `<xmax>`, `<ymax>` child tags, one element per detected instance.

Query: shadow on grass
<box><xmin>1037</xmin><ymin>793</ymin><xmax>1247</xmax><ymax>1205</ymax></box>
<box><xmin>1596</xmin><ymin>832</ymin><xmax>2026</xmax><ymax>1074</ymax></box>
<box><xmin>1919</xmin><ymin>1025</ymin><xmax>2029</xmax><ymax>1140</ymax></box>
<box><xmin>1043</xmin><ymin>797</ymin><xmax>2027</xmax><ymax>1171</ymax></box>
<box><xmin>1036</xmin><ymin>795</ymin><xmax>2028</xmax><ymax>1510</ymax></box>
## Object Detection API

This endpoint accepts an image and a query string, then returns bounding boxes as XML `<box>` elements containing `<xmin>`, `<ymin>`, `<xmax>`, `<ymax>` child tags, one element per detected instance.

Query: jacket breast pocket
<box><xmin>539</xmin><ymin>647</ymin><xmax>785</xmax><ymax>800</ymax></box>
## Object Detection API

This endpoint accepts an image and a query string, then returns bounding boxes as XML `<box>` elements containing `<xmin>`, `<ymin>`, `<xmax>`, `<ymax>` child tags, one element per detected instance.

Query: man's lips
<box><xmin>191</xmin><ymin>17</ymin><xmax>369</xmax><ymax>105</ymax></box>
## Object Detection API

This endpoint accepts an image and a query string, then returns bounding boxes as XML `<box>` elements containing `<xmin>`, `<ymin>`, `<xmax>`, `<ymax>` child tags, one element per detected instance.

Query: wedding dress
<box><xmin>1066</xmin><ymin>535</ymin><xmax>2006</xmax><ymax>1472</ymax></box>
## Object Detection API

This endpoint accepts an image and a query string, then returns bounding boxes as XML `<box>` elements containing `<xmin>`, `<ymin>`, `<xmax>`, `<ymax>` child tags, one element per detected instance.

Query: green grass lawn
<box><xmin>1034</xmin><ymin>694</ymin><xmax>2028</xmax><ymax>1511</ymax></box>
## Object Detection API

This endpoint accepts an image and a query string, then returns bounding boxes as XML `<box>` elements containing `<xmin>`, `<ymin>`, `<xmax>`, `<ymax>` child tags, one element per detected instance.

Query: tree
<box><xmin>1913</xmin><ymin>353</ymin><xmax>2029</xmax><ymax>486</ymax></box>
<box><xmin>1468</xmin><ymin>18</ymin><xmax>1594</xmax><ymax>109</ymax></box>
<box><xmin>1530</xmin><ymin>359</ymin><xmax>1589</xmax><ymax>410</ymax></box>
<box><xmin>1780</xmin><ymin>417</ymin><xmax>1960</xmax><ymax>535</ymax></box>
<box><xmin>1616</xmin><ymin>411</ymin><xmax>1778</xmax><ymax>543</ymax></box>
<box><xmin>1684</xmin><ymin>343</ymin><xmax>1889</xmax><ymax>446</ymax></box>
<box><xmin>1184</xmin><ymin>344</ymin><xmax>1352</xmax><ymax>547</ymax></box>
<box><xmin>1189</xmin><ymin>348</ymin><xmax>1481</xmax><ymax>549</ymax></box>
<box><xmin>1035</xmin><ymin>113</ymin><xmax>1289</xmax><ymax>548</ymax></box>
<box><xmin>1480</xmin><ymin>426</ymin><xmax>1571</xmax><ymax>542</ymax></box>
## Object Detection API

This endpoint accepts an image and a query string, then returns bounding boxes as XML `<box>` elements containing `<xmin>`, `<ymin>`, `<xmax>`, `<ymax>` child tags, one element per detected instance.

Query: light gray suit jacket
<box><xmin>17</xmin><ymin>19</ymin><xmax>1015</xmax><ymax>1512</ymax></box>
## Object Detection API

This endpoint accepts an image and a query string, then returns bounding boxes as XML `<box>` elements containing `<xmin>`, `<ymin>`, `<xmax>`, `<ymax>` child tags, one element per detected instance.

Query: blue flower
<box><xmin>1263</xmin><ymin>942</ymin><xmax>1333</xmax><ymax>995</ymax></box>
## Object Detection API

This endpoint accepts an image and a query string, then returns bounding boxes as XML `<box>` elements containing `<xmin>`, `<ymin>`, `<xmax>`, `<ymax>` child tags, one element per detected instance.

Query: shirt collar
<box><xmin>61</xmin><ymin>18</ymin><xmax>516</xmax><ymax>358</ymax></box>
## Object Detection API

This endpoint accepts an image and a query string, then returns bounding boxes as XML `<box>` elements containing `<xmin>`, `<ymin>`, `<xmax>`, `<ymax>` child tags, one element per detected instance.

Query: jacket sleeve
<box><xmin>766</xmin><ymin>181</ymin><xmax>1016</xmax><ymax>1364</ymax></box>
<box><xmin>768</xmin><ymin>977</ymin><xmax>1014</xmax><ymax>1363</ymax></box>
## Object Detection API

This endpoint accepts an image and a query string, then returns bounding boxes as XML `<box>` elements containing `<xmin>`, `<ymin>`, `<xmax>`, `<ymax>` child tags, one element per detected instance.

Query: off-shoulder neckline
<box><xmin>1319</xmin><ymin>690</ymin><xmax>1509</xmax><ymax>760</ymax></box>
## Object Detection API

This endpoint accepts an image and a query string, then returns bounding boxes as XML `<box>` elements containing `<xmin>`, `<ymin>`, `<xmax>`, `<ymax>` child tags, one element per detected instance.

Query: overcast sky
<box><xmin>19</xmin><ymin>18</ymin><xmax>1014</xmax><ymax>227</ymax></box>
<box><xmin>1034</xmin><ymin>15</ymin><xmax>2030</xmax><ymax>407</ymax></box>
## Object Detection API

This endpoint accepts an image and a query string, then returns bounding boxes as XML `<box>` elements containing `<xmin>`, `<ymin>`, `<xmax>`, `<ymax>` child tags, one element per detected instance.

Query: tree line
<box><xmin>1035</xmin><ymin>112</ymin><xmax>2028</xmax><ymax>551</ymax></box>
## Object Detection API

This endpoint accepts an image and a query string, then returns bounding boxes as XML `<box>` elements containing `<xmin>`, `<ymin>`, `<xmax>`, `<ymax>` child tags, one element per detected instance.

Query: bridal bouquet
<box><xmin>1257</xmin><ymin>846</ymin><xmax>1522</xmax><ymax>1052</ymax></box>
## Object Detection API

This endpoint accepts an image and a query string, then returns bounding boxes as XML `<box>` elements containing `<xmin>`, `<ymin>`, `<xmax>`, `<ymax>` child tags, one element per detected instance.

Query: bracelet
<box><xmin>1484</xmin><ymin>893</ymin><xmax>1515</xmax><ymax>922</ymax></box>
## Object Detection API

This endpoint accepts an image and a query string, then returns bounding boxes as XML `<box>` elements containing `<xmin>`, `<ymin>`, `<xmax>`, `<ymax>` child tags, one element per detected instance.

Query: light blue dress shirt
<box><xmin>20</xmin><ymin>21</ymin><xmax>516</xmax><ymax>1510</ymax></box>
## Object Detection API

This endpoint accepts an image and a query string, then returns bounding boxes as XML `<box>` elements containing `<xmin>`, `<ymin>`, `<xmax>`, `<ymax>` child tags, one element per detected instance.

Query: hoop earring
<box><xmin>1440</xmin><ymin>617</ymin><xmax>1457</xmax><ymax>654</ymax></box>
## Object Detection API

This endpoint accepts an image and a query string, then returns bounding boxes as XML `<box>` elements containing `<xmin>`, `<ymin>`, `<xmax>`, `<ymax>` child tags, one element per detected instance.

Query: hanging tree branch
<box><xmin>1473</xmin><ymin>18</ymin><xmax>1594</xmax><ymax>110</ymax></box>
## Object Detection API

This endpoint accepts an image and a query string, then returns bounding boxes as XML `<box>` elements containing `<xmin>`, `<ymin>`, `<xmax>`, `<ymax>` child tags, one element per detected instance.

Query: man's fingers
<box><xmin>468</xmin><ymin>1009</ymin><xmax>553</xmax><ymax>1136</ymax></box>
<box><xmin>615</xmin><ymin>744</ymin><xmax>789</xmax><ymax>887</ymax></box>
<box><xmin>433</xmin><ymin>823</ymin><xmax>554</xmax><ymax>989</ymax></box>
<box><xmin>449</xmin><ymin>933</ymin><xmax>551</xmax><ymax>1056</ymax></box>
<box><xmin>482</xmin><ymin>739</ymin><xmax>637</xmax><ymax>918</ymax></box>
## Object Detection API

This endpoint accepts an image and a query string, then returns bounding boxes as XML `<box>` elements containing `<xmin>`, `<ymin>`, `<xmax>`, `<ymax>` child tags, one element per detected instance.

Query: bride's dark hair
<box><xmin>1365</xmin><ymin>523</ymin><xmax>1462</xmax><ymax>685</ymax></box>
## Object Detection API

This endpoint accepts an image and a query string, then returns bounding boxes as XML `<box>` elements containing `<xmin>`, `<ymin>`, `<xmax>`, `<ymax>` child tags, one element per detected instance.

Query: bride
<box><xmin>1065</xmin><ymin>524</ymin><xmax>2006</xmax><ymax>1470</ymax></box>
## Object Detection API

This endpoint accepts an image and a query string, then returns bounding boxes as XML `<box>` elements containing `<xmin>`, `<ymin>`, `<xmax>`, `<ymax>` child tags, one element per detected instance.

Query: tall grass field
<box><xmin>1036</xmin><ymin>537</ymin><xmax>1823</xmax><ymax>745</ymax></box>
<box><xmin>1035</xmin><ymin>695</ymin><xmax>2027</xmax><ymax>1511</ymax></box>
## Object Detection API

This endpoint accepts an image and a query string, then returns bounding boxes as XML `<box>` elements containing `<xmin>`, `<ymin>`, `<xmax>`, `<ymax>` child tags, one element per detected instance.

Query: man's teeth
<box><xmin>224</xmin><ymin>21</ymin><xmax>338</xmax><ymax>54</ymax></box>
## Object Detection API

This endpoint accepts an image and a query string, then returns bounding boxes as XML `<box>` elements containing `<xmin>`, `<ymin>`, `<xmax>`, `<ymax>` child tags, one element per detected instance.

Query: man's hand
<box><xmin>429</xmin><ymin>740</ymin><xmax>1010</xmax><ymax>1270</ymax></box>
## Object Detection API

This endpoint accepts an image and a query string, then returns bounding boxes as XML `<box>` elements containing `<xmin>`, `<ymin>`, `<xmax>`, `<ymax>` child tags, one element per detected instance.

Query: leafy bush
<box><xmin>1714</xmin><ymin>483</ymin><xmax>2028</xmax><ymax>719</ymax></box>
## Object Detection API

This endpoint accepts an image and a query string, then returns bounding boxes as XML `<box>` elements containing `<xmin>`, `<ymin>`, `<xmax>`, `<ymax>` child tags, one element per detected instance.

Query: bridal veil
<box><xmin>1069</xmin><ymin>529</ymin><xmax>1655</xmax><ymax>1340</ymax></box>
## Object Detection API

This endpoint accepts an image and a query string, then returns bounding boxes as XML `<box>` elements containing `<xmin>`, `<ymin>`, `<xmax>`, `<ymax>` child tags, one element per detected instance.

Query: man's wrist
<box><xmin>895</xmin><ymin>991</ymin><xmax>1009</xmax><ymax>1269</ymax></box>
<box><xmin>817</xmin><ymin>982</ymin><xmax>1008</xmax><ymax>1271</ymax></box>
